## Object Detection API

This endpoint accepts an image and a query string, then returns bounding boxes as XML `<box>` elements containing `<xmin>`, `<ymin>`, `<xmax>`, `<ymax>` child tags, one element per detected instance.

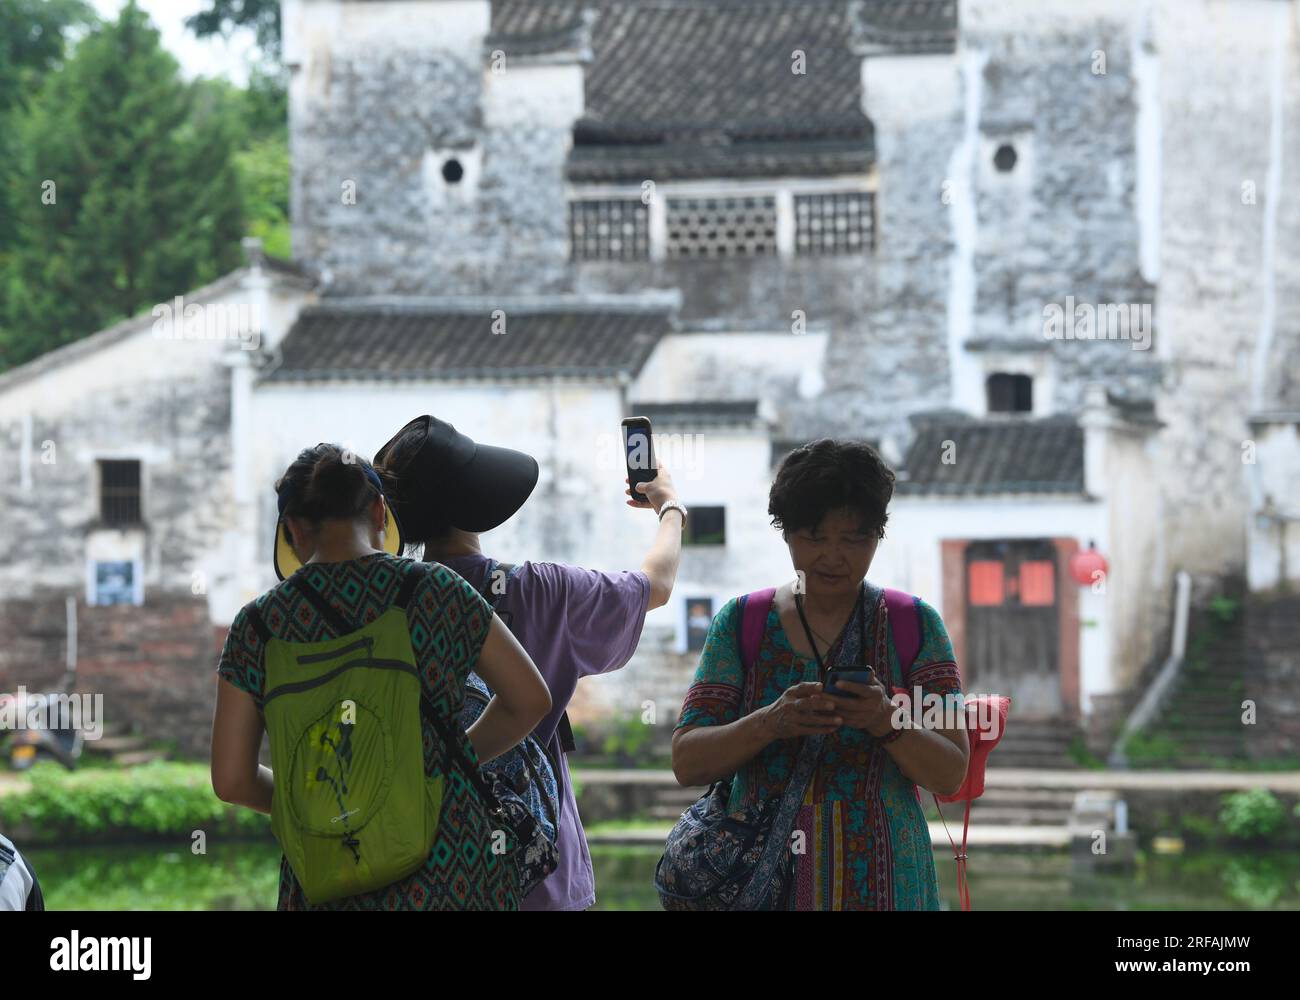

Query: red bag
<box><xmin>883</xmin><ymin>588</ymin><xmax>1011</xmax><ymax>912</ymax></box>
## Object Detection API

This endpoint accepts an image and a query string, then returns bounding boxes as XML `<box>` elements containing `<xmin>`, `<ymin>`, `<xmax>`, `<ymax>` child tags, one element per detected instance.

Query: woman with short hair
<box><xmin>672</xmin><ymin>439</ymin><xmax>969</xmax><ymax>910</ymax></box>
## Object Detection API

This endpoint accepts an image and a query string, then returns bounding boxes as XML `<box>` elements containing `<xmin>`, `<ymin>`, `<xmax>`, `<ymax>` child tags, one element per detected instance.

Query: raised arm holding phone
<box><xmin>375</xmin><ymin>414</ymin><xmax>684</xmax><ymax>911</ymax></box>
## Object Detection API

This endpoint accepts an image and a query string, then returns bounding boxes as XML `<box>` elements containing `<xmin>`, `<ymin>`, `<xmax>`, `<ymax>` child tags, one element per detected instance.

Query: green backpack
<box><xmin>246</xmin><ymin>563</ymin><xmax>448</xmax><ymax>904</ymax></box>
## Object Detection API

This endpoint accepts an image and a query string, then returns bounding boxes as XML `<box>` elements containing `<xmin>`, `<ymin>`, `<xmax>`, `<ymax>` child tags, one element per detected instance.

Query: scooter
<box><xmin>0</xmin><ymin>680</ymin><xmax>84</xmax><ymax>771</ymax></box>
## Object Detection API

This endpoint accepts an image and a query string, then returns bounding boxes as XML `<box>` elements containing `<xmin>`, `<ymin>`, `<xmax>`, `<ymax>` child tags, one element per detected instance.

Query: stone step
<box><xmin>988</xmin><ymin>756</ymin><xmax>1079</xmax><ymax>769</ymax></box>
<box><xmin>975</xmin><ymin>787</ymin><xmax>1077</xmax><ymax>805</ymax></box>
<box><xmin>110</xmin><ymin>749</ymin><xmax>169</xmax><ymax>766</ymax></box>
<box><xmin>83</xmin><ymin>735</ymin><xmax>150</xmax><ymax>754</ymax></box>
<box><xmin>993</xmin><ymin>740</ymin><xmax>1079</xmax><ymax>756</ymax></box>
<box><xmin>960</xmin><ymin>807</ymin><xmax>1071</xmax><ymax>826</ymax></box>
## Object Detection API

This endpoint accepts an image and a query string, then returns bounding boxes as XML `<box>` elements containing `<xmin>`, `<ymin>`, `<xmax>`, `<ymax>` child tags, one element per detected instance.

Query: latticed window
<box><xmin>569</xmin><ymin>199</ymin><xmax>650</xmax><ymax>261</ymax></box>
<box><xmin>99</xmin><ymin>459</ymin><xmax>142</xmax><ymax>525</ymax></box>
<box><xmin>794</xmin><ymin>191</ymin><xmax>873</xmax><ymax>256</ymax></box>
<box><xmin>666</xmin><ymin>196</ymin><xmax>777</xmax><ymax>258</ymax></box>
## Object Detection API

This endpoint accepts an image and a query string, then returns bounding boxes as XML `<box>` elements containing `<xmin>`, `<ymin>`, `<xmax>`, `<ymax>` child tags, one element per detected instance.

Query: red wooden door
<box><xmin>965</xmin><ymin>539</ymin><xmax>1061</xmax><ymax>717</ymax></box>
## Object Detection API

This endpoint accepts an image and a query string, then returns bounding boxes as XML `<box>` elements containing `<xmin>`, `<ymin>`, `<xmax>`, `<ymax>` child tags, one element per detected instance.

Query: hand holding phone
<box><xmin>622</xmin><ymin>416</ymin><xmax>656</xmax><ymax>505</ymax></box>
<box><xmin>824</xmin><ymin>668</ymin><xmax>877</xmax><ymax>699</ymax></box>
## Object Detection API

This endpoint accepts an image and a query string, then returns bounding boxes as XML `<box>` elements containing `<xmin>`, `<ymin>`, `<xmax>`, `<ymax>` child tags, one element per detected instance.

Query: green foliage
<box><xmin>1123</xmin><ymin>729</ymin><xmax>1182</xmax><ymax>764</ymax></box>
<box><xmin>2</xmin><ymin>1</ymin><xmax>246</xmax><ymax>369</ymax></box>
<box><xmin>1218</xmin><ymin>788</ymin><xmax>1288</xmax><ymax>841</ymax></box>
<box><xmin>1066</xmin><ymin>733</ymin><xmax>1107</xmax><ymax>770</ymax></box>
<box><xmin>186</xmin><ymin>0</ymin><xmax>283</xmax><ymax>61</ymax></box>
<box><xmin>1208</xmin><ymin>596</ymin><xmax>1239</xmax><ymax>625</ymax></box>
<box><xmin>0</xmin><ymin>0</ymin><xmax>94</xmax><ymax>114</ymax></box>
<box><xmin>235</xmin><ymin>133</ymin><xmax>291</xmax><ymax>258</ymax></box>
<box><xmin>0</xmin><ymin>0</ymin><xmax>95</xmax><ymax>291</ymax></box>
<box><xmin>27</xmin><ymin>841</ymin><xmax>281</xmax><ymax>910</ymax></box>
<box><xmin>0</xmin><ymin>761</ymin><xmax>269</xmax><ymax>845</ymax></box>
<box><xmin>1221</xmin><ymin>855</ymin><xmax>1287</xmax><ymax>908</ymax></box>
<box><xmin>601</xmin><ymin>713</ymin><xmax>653</xmax><ymax>763</ymax></box>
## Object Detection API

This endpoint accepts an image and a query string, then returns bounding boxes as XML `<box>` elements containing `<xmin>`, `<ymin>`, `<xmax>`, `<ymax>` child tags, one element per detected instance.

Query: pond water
<box><xmin>23</xmin><ymin>841</ymin><xmax>1300</xmax><ymax>910</ymax></box>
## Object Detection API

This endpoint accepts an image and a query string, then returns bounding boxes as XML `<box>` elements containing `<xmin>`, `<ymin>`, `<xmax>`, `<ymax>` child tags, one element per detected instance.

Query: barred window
<box><xmin>794</xmin><ymin>191</ymin><xmax>874</xmax><ymax>256</ymax></box>
<box><xmin>99</xmin><ymin>459</ymin><xmax>142</xmax><ymax>526</ymax></box>
<box><xmin>569</xmin><ymin>199</ymin><xmax>650</xmax><ymax>261</ymax></box>
<box><xmin>666</xmin><ymin>195</ymin><xmax>777</xmax><ymax>258</ymax></box>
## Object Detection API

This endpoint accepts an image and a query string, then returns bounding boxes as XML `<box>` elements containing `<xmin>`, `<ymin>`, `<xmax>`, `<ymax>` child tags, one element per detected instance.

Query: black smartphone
<box><xmin>622</xmin><ymin>416</ymin><xmax>657</xmax><ymax>501</ymax></box>
<box><xmin>824</xmin><ymin>669</ymin><xmax>876</xmax><ymax>698</ymax></box>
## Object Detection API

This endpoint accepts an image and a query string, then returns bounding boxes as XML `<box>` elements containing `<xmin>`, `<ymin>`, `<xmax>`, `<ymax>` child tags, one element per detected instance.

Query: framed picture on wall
<box><xmin>95</xmin><ymin>560</ymin><xmax>134</xmax><ymax>605</ymax></box>
<box><xmin>685</xmin><ymin>596</ymin><xmax>715</xmax><ymax>652</ymax></box>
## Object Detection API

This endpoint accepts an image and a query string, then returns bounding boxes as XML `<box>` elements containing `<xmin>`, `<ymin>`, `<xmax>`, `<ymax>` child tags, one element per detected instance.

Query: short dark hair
<box><xmin>767</xmin><ymin>438</ymin><xmax>896</xmax><ymax>539</ymax></box>
<box><xmin>373</xmin><ymin>427</ymin><xmax>451</xmax><ymax>546</ymax></box>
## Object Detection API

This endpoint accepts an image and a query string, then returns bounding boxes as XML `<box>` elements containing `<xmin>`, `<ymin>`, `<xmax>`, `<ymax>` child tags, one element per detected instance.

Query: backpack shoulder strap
<box><xmin>244</xmin><ymin>603</ymin><xmax>272</xmax><ymax>644</ymax></box>
<box><xmin>394</xmin><ymin>559</ymin><xmax>429</xmax><ymax>610</ymax></box>
<box><xmin>883</xmin><ymin>587</ymin><xmax>921</xmax><ymax>677</ymax></box>
<box><xmin>24</xmin><ymin>857</ymin><xmax>43</xmax><ymax>912</ymax></box>
<box><xmin>476</xmin><ymin>560</ymin><xmax>516</xmax><ymax>610</ymax></box>
<box><xmin>286</xmin><ymin>572</ymin><xmax>357</xmax><ymax>633</ymax></box>
<box><xmin>882</xmin><ymin>587</ymin><xmax>975</xmax><ymax>911</ymax></box>
<box><xmin>0</xmin><ymin>835</ymin><xmax>14</xmax><ymax>886</ymax></box>
<box><xmin>737</xmin><ymin>587</ymin><xmax>777</xmax><ymax>671</ymax></box>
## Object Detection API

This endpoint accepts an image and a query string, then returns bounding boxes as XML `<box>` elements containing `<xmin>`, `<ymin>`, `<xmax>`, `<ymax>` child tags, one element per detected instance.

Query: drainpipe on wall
<box><xmin>1107</xmin><ymin>569</ymin><xmax>1191</xmax><ymax>768</ymax></box>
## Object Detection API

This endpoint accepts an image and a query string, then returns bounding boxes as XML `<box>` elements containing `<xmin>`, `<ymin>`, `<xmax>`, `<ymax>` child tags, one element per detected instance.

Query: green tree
<box><xmin>2</xmin><ymin>1</ymin><xmax>245</xmax><ymax>369</ymax></box>
<box><xmin>186</xmin><ymin>0</ymin><xmax>282</xmax><ymax>60</ymax></box>
<box><xmin>0</xmin><ymin>0</ymin><xmax>93</xmax><ymax>112</ymax></box>
<box><xmin>0</xmin><ymin>0</ymin><xmax>95</xmax><ymax>258</ymax></box>
<box><xmin>235</xmin><ymin>133</ymin><xmax>291</xmax><ymax>259</ymax></box>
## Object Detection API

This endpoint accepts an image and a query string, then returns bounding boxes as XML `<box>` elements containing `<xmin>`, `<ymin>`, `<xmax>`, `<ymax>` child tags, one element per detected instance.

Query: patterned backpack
<box><xmin>655</xmin><ymin>587</ymin><xmax>817</xmax><ymax>910</ymax></box>
<box><xmin>248</xmin><ymin>561</ymin><xmax>555</xmax><ymax>902</ymax></box>
<box><xmin>459</xmin><ymin>560</ymin><xmax>562</xmax><ymax>847</ymax></box>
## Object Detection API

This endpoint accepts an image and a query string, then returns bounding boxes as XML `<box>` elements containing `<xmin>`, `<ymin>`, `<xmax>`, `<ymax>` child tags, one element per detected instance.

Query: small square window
<box><xmin>987</xmin><ymin>373</ymin><xmax>1033</xmax><ymax>413</ymax></box>
<box><xmin>684</xmin><ymin>506</ymin><xmax>726</xmax><ymax>546</ymax></box>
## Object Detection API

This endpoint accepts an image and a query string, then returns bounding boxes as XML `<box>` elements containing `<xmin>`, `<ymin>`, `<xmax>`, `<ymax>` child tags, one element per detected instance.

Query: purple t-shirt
<box><xmin>441</xmin><ymin>554</ymin><xmax>650</xmax><ymax>911</ymax></box>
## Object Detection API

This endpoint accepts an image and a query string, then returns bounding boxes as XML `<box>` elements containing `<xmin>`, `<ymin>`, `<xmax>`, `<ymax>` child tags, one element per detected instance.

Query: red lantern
<box><xmin>1069</xmin><ymin>541</ymin><xmax>1108</xmax><ymax>586</ymax></box>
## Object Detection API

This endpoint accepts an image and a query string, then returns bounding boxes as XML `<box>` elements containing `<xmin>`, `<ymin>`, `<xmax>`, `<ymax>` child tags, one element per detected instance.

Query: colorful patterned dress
<box><xmin>216</xmin><ymin>552</ymin><xmax>518</xmax><ymax>910</ymax></box>
<box><xmin>675</xmin><ymin>580</ymin><xmax>962</xmax><ymax>910</ymax></box>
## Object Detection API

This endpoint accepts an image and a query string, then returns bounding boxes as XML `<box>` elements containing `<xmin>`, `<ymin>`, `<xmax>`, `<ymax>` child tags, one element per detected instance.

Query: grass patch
<box><xmin>0</xmin><ymin>760</ymin><xmax>269</xmax><ymax>845</ymax></box>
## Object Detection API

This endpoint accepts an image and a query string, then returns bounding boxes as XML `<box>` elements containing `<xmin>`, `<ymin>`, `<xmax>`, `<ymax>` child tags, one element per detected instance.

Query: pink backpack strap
<box><xmin>738</xmin><ymin>587</ymin><xmax>777</xmax><ymax>670</ymax></box>
<box><xmin>883</xmin><ymin>587</ymin><xmax>921</xmax><ymax>683</ymax></box>
<box><xmin>884</xmin><ymin>586</ymin><xmax>976</xmax><ymax>910</ymax></box>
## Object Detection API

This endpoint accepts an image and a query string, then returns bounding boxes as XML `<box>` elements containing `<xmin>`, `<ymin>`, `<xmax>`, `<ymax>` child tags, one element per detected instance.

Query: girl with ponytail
<box><xmin>210</xmin><ymin>443</ymin><xmax>550</xmax><ymax>910</ymax></box>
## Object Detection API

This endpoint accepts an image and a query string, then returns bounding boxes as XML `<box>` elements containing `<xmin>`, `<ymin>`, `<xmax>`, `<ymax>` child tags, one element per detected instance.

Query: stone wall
<box><xmin>0</xmin><ymin>367</ymin><xmax>234</xmax><ymax>599</ymax></box>
<box><xmin>0</xmin><ymin>590</ymin><xmax>225</xmax><ymax>760</ymax></box>
<box><xmin>287</xmin><ymin>0</ymin><xmax>579</xmax><ymax>297</ymax></box>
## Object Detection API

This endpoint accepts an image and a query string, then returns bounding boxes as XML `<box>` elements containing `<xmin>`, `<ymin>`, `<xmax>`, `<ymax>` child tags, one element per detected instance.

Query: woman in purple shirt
<box><xmin>375</xmin><ymin>415</ymin><xmax>684</xmax><ymax>910</ymax></box>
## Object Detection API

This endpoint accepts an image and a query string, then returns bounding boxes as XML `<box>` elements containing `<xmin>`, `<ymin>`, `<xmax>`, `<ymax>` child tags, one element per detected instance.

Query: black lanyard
<box><xmin>794</xmin><ymin>583</ymin><xmax>867</xmax><ymax>680</ymax></box>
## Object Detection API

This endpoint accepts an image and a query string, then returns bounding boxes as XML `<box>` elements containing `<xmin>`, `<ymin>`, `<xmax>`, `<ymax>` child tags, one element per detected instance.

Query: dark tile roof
<box><xmin>631</xmin><ymin>399</ymin><xmax>763</xmax><ymax>427</ymax></box>
<box><xmin>771</xmin><ymin>436</ymin><xmax>882</xmax><ymax>468</ymax></box>
<box><xmin>492</xmin><ymin>0</ymin><xmax>884</xmax><ymax>181</ymax></box>
<box><xmin>568</xmin><ymin>137</ymin><xmax>873</xmax><ymax>182</ymax></box>
<box><xmin>848</xmin><ymin>0</ymin><xmax>958</xmax><ymax>56</ymax></box>
<box><xmin>265</xmin><ymin>301</ymin><xmax>671</xmax><ymax>382</ymax></box>
<box><xmin>483</xmin><ymin>6</ymin><xmax>596</xmax><ymax>59</ymax></box>
<box><xmin>896</xmin><ymin>414</ymin><xmax>1087</xmax><ymax>496</ymax></box>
